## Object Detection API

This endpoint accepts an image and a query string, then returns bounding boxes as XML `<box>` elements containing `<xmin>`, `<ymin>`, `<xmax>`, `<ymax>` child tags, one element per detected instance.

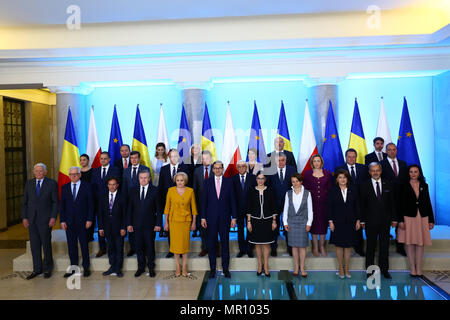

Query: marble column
<box><xmin>307</xmin><ymin>85</ymin><xmax>338</xmax><ymax>153</ymax></box>
<box><xmin>182</xmin><ymin>88</ymin><xmax>206</xmax><ymax>146</ymax></box>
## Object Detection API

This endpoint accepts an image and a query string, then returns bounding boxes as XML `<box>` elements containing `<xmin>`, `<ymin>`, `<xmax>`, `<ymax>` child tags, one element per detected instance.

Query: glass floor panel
<box><xmin>198</xmin><ymin>271</ymin><xmax>449</xmax><ymax>300</ymax></box>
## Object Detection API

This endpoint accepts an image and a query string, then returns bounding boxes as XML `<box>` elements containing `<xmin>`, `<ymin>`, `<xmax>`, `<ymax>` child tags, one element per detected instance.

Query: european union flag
<box><xmin>397</xmin><ymin>97</ymin><xmax>421</xmax><ymax>166</ymax></box>
<box><xmin>322</xmin><ymin>101</ymin><xmax>344</xmax><ymax>175</ymax></box>
<box><xmin>177</xmin><ymin>104</ymin><xmax>192</xmax><ymax>159</ymax></box>
<box><xmin>108</xmin><ymin>105</ymin><xmax>123</xmax><ymax>165</ymax></box>
<box><xmin>247</xmin><ymin>101</ymin><xmax>267</xmax><ymax>164</ymax></box>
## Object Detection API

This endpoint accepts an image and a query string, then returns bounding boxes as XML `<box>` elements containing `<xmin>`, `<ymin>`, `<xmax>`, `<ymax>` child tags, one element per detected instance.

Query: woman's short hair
<box><xmin>290</xmin><ymin>172</ymin><xmax>304</xmax><ymax>182</ymax></box>
<box><xmin>255</xmin><ymin>172</ymin><xmax>267</xmax><ymax>182</ymax></box>
<box><xmin>334</xmin><ymin>169</ymin><xmax>351</xmax><ymax>186</ymax></box>
<box><xmin>310</xmin><ymin>154</ymin><xmax>324</xmax><ymax>169</ymax></box>
<box><xmin>173</xmin><ymin>171</ymin><xmax>189</xmax><ymax>184</ymax></box>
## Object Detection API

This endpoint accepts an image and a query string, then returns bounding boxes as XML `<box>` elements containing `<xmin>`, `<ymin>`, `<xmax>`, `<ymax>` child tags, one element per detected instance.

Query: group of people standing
<box><xmin>21</xmin><ymin>136</ymin><xmax>434</xmax><ymax>281</ymax></box>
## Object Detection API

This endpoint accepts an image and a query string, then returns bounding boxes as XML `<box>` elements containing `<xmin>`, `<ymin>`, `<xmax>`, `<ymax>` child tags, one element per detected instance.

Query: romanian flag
<box><xmin>201</xmin><ymin>102</ymin><xmax>217</xmax><ymax>161</ymax></box>
<box><xmin>322</xmin><ymin>101</ymin><xmax>344</xmax><ymax>175</ymax></box>
<box><xmin>177</xmin><ymin>104</ymin><xmax>192</xmax><ymax>159</ymax></box>
<box><xmin>348</xmin><ymin>98</ymin><xmax>368</xmax><ymax>164</ymax></box>
<box><xmin>108</xmin><ymin>105</ymin><xmax>123</xmax><ymax>165</ymax></box>
<box><xmin>397</xmin><ymin>97</ymin><xmax>421</xmax><ymax>166</ymax></box>
<box><xmin>58</xmin><ymin>108</ymin><xmax>80</xmax><ymax>197</ymax></box>
<box><xmin>132</xmin><ymin>105</ymin><xmax>152</xmax><ymax>178</ymax></box>
<box><xmin>277</xmin><ymin>101</ymin><xmax>292</xmax><ymax>152</ymax></box>
<box><xmin>247</xmin><ymin>101</ymin><xmax>267</xmax><ymax>164</ymax></box>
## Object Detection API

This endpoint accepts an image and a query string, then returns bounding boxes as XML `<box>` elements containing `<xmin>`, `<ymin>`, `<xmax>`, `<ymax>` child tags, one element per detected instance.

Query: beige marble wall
<box><xmin>0</xmin><ymin>97</ymin><xmax>7</xmax><ymax>230</ymax></box>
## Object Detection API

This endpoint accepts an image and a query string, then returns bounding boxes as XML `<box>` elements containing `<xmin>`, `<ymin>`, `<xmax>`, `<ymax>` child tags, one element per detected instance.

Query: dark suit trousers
<box><xmin>29</xmin><ymin>221</ymin><xmax>53</xmax><ymax>273</ymax></box>
<box><xmin>354</xmin><ymin>228</ymin><xmax>365</xmax><ymax>253</ymax></box>
<box><xmin>66</xmin><ymin>225</ymin><xmax>90</xmax><ymax>269</ymax></box>
<box><xmin>237</xmin><ymin>213</ymin><xmax>252</xmax><ymax>253</ymax></box>
<box><xmin>196</xmin><ymin>216</ymin><xmax>208</xmax><ymax>251</ymax></box>
<box><xmin>134</xmin><ymin>229</ymin><xmax>156</xmax><ymax>271</ymax></box>
<box><xmin>94</xmin><ymin>211</ymin><xmax>107</xmax><ymax>250</ymax></box>
<box><xmin>365</xmin><ymin>224</ymin><xmax>390</xmax><ymax>272</ymax></box>
<box><xmin>207</xmin><ymin>220</ymin><xmax>230</xmax><ymax>270</ymax></box>
<box><xmin>105</xmin><ymin>224</ymin><xmax>124</xmax><ymax>272</ymax></box>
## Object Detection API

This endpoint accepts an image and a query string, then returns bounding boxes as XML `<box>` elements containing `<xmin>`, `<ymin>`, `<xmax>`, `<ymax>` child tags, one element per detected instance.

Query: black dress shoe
<box><xmin>63</xmin><ymin>270</ymin><xmax>75</xmax><ymax>278</ymax></box>
<box><xmin>396</xmin><ymin>248</ymin><xmax>407</xmax><ymax>257</ymax></box>
<box><xmin>26</xmin><ymin>272</ymin><xmax>42</xmax><ymax>280</ymax></box>
<box><xmin>199</xmin><ymin>249</ymin><xmax>208</xmax><ymax>257</ymax></box>
<box><xmin>237</xmin><ymin>252</ymin><xmax>245</xmax><ymax>258</ymax></box>
<box><xmin>209</xmin><ymin>271</ymin><xmax>216</xmax><ymax>279</ymax></box>
<box><xmin>382</xmin><ymin>271</ymin><xmax>392</xmax><ymax>279</ymax></box>
<box><xmin>256</xmin><ymin>270</ymin><xmax>262</xmax><ymax>276</ymax></box>
<box><xmin>159</xmin><ymin>230</ymin><xmax>164</xmax><ymax>237</ymax></box>
<box><xmin>148</xmin><ymin>269</ymin><xmax>156</xmax><ymax>277</ymax></box>
<box><xmin>103</xmin><ymin>268</ymin><xmax>114</xmax><ymax>276</ymax></box>
<box><xmin>44</xmin><ymin>272</ymin><xmax>52</xmax><ymax>279</ymax></box>
<box><xmin>117</xmin><ymin>271</ymin><xmax>123</xmax><ymax>278</ymax></box>
<box><xmin>127</xmin><ymin>250</ymin><xmax>136</xmax><ymax>257</ymax></box>
<box><xmin>271</xmin><ymin>249</ymin><xmax>277</xmax><ymax>257</ymax></box>
<box><xmin>192</xmin><ymin>231</ymin><xmax>199</xmax><ymax>238</ymax></box>
<box><xmin>135</xmin><ymin>269</ymin><xmax>144</xmax><ymax>277</ymax></box>
<box><xmin>217</xmin><ymin>251</ymin><xmax>221</xmax><ymax>258</ymax></box>
<box><xmin>247</xmin><ymin>251</ymin><xmax>254</xmax><ymax>258</ymax></box>
<box><xmin>83</xmin><ymin>269</ymin><xmax>91</xmax><ymax>277</ymax></box>
<box><xmin>166</xmin><ymin>252</ymin><xmax>174</xmax><ymax>258</ymax></box>
<box><xmin>223</xmin><ymin>269</ymin><xmax>231</xmax><ymax>278</ymax></box>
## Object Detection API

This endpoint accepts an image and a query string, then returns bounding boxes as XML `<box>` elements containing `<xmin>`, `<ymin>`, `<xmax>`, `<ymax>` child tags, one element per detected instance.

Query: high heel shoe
<box><xmin>301</xmin><ymin>270</ymin><xmax>308</xmax><ymax>278</ymax></box>
<box><xmin>256</xmin><ymin>269</ymin><xmax>263</xmax><ymax>276</ymax></box>
<box><xmin>264</xmin><ymin>270</ymin><xmax>271</xmax><ymax>277</ymax></box>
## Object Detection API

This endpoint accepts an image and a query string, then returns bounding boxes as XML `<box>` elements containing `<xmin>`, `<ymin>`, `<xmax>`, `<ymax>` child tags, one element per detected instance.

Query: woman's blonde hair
<box><xmin>310</xmin><ymin>154</ymin><xmax>324</xmax><ymax>169</ymax></box>
<box><xmin>173</xmin><ymin>171</ymin><xmax>189</xmax><ymax>185</ymax></box>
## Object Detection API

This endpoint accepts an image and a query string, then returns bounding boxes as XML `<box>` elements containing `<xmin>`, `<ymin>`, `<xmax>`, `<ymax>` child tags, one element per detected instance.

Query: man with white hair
<box><xmin>21</xmin><ymin>163</ymin><xmax>58</xmax><ymax>280</ymax></box>
<box><xmin>60</xmin><ymin>166</ymin><xmax>94</xmax><ymax>278</ymax></box>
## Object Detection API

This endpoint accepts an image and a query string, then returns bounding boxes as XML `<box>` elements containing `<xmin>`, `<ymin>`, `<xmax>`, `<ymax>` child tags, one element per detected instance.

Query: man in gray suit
<box><xmin>21</xmin><ymin>163</ymin><xmax>58</xmax><ymax>279</ymax></box>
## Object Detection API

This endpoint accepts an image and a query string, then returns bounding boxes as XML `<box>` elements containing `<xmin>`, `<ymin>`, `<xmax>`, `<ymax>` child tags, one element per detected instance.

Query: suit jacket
<box><xmin>98</xmin><ymin>190</ymin><xmax>128</xmax><ymax>232</ymax></box>
<box><xmin>335</xmin><ymin>163</ymin><xmax>369</xmax><ymax>186</ymax></box>
<box><xmin>327</xmin><ymin>185</ymin><xmax>360</xmax><ymax>224</ymax></box>
<box><xmin>91</xmin><ymin>165</ymin><xmax>121</xmax><ymax>196</ymax></box>
<box><xmin>265</xmin><ymin>150</ymin><xmax>297</xmax><ymax>172</ymax></box>
<box><xmin>201</xmin><ymin>176</ymin><xmax>237</xmax><ymax>224</ymax></box>
<box><xmin>114</xmin><ymin>157</ymin><xmax>130</xmax><ymax>178</ymax></box>
<box><xmin>122</xmin><ymin>164</ymin><xmax>150</xmax><ymax>195</ymax></box>
<box><xmin>246</xmin><ymin>186</ymin><xmax>278</xmax><ymax>219</ymax></box>
<box><xmin>380</xmin><ymin>158</ymin><xmax>408</xmax><ymax>184</ymax></box>
<box><xmin>266</xmin><ymin>165</ymin><xmax>296</xmax><ymax>213</ymax></box>
<box><xmin>399</xmin><ymin>182</ymin><xmax>435</xmax><ymax>223</ymax></box>
<box><xmin>365</xmin><ymin>151</ymin><xmax>387</xmax><ymax>165</ymax></box>
<box><xmin>60</xmin><ymin>181</ymin><xmax>94</xmax><ymax>228</ymax></box>
<box><xmin>21</xmin><ymin>177</ymin><xmax>58</xmax><ymax>225</ymax></box>
<box><xmin>359</xmin><ymin>179</ymin><xmax>397</xmax><ymax>227</ymax></box>
<box><xmin>193</xmin><ymin>164</ymin><xmax>212</xmax><ymax>214</ymax></box>
<box><xmin>158</xmin><ymin>163</ymin><xmax>191</xmax><ymax>209</ymax></box>
<box><xmin>232</xmin><ymin>172</ymin><xmax>257</xmax><ymax>218</ymax></box>
<box><xmin>127</xmin><ymin>184</ymin><xmax>162</xmax><ymax>229</ymax></box>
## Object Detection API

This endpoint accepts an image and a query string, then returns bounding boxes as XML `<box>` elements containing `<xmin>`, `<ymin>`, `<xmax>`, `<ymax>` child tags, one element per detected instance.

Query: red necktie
<box><xmin>205</xmin><ymin>166</ymin><xmax>209</xmax><ymax>180</ymax></box>
<box><xmin>123</xmin><ymin>158</ymin><xmax>128</xmax><ymax>169</ymax></box>
<box><xmin>393</xmin><ymin>160</ymin><xmax>398</xmax><ymax>177</ymax></box>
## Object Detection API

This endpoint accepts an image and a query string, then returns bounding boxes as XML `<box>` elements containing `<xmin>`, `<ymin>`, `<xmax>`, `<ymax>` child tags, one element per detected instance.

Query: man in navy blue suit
<box><xmin>266</xmin><ymin>153</ymin><xmax>296</xmax><ymax>257</ymax></box>
<box><xmin>365</xmin><ymin>137</ymin><xmax>387</xmax><ymax>165</ymax></box>
<box><xmin>60</xmin><ymin>167</ymin><xmax>94</xmax><ymax>278</ymax></box>
<box><xmin>91</xmin><ymin>151</ymin><xmax>120</xmax><ymax>257</ymax></box>
<box><xmin>232</xmin><ymin>161</ymin><xmax>256</xmax><ymax>258</ymax></box>
<box><xmin>158</xmin><ymin>148</ymin><xmax>191</xmax><ymax>258</ymax></box>
<box><xmin>335</xmin><ymin>148</ymin><xmax>369</xmax><ymax>256</ymax></box>
<box><xmin>98</xmin><ymin>176</ymin><xmax>127</xmax><ymax>277</ymax></box>
<box><xmin>201</xmin><ymin>161</ymin><xmax>237</xmax><ymax>278</ymax></box>
<box><xmin>122</xmin><ymin>150</ymin><xmax>150</xmax><ymax>257</ymax></box>
<box><xmin>127</xmin><ymin>170</ymin><xmax>162</xmax><ymax>277</ymax></box>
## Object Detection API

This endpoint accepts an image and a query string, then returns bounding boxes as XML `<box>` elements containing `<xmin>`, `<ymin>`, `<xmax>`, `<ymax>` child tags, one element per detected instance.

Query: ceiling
<box><xmin>0</xmin><ymin>0</ymin><xmax>433</xmax><ymax>26</ymax></box>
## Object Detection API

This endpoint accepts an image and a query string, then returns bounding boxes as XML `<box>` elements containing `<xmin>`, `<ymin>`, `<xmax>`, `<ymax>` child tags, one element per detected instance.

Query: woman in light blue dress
<box><xmin>151</xmin><ymin>142</ymin><xmax>169</xmax><ymax>186</ymax></box>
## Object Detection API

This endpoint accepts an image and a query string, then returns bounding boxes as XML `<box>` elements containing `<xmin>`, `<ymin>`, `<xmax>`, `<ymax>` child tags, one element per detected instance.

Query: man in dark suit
<box><xmin>91</xmin><ymin>151</ymin><xmax>120</xmax><ymax>257</ymax></box>
<box><xmin>232</xmin><ymin>161</ymin><xmax>256</xmax><ymax>258</ymax></box>
<box><xmin>266</xmin><ymin>153</ymin><xmax>296</xmax><ymax>257</ymax></box>
<box><xmin>21</xmin><ymin>163</ymin><xmax>58</xmax><ymax>280</ymax></box>
<box><xmin>381</xmin><ymin>142</ymin><xmax>408</xmax><ymax>256</ymax></box>
<box><xmin>158</xmin><ymin>148</ymin><xmax>191</xmax><ymax>258</ymax></box>
<box><xmin>193</xmin><ymin>150</ymin><xmax>213</xmax><ymax>256</ymax></box>
<box><xmin>113</xmin><ymin>144</ymin><xmax>130</xmax><ymax>178</ymax></box>
<box><xmin>98</xmin><ymin>176</ymin><xmax>127</xmax><ymax>277</ymax></box>
<box><xmin>60</xmin><ymin>167</ymin><xmax>94</xmax><ymax>278</ymax></box>
<box><xmin>365</xmin><ymin>137</ymin><xmax>387</xmax><ymax>165</ymax></box>
<box><xmin>201</xmin><ymin>161</ymin><xmax>237</xmax><ymax>278</ymax></box>
<box><xmin>335</xmin><ymin>148</ymin><xmax>369</xmax><ymax>256</ymax></box>
<box><xmin>264</xmin><ymin>137</ymin><xmax>297</xmax><ymax>174</ymax></box>
<box><xmin>122</xmin><ymin>150</ymin><xmax>150</xmax><ymax>257</ymax></box>
<box><xmin>127</xmin><ymin>170</ymin><xmax>162</xmax><ymax>277</ymax></box>
<box><xmin>359</xmin><ymin>162</ymin><xmax>398</xmax><ymax>279</ymax></box>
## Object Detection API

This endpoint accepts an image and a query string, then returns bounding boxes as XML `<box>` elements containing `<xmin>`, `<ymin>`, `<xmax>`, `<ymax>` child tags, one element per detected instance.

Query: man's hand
<box><xmin>284</xmin><ymin>225</ymin><xmax>290</xmax><ymax>232</ymax></box>
<box><xmin>61</xmin><ymin>222</ymin><xmax>67</xmax><ymax>231</ymax></box>
<box><xmin>23</xmin><ymin>219</ymin><xmax>29</xmax><ymax>229</ymax></box>
<box><xmin>154</xmin><ymin>226</ymin><xmax>161</xmax><ymax>232</ymax></box>
<box><xmin>48</xmin><ymin>218</ymin><xmax>56</xmax><ymax>228</ymax></box>
<box><xmin>230</xmin><ymin>219</ymin><xmax>237</xmax><ymax>229</ymax></box>
<box><xmin>355</xmin><ymin>220</ymin><xmax>361</xmax><ymax>231</ymax></box>
<box><xmin>120</xmin><ymin>229</ymin><xmax>126</xmax><ymax>237</ymax></box>
<box><xmin>391</xmin><ymin>222</ymin><xmax>398</xmax><ymax>228</ymax></box>
<box><xmin>86</xmin><ymin>221</ymin><xmax>92</xmax><ymax>229</ymax></box>
<box><xmin>127</xmin><ymin>226</ymin><xmax>134</xmax><ymax>233</ymax></box>
<box><xmin>201</xmin><ymin>219</ymin><xmax>207</xmax><ymax>229</ymax></box>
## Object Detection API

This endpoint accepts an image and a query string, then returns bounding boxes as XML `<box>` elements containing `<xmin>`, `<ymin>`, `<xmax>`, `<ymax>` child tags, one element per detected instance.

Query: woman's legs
<box><xmin>292</xmin><ymin>247</ymin><xmax>300</xmax><ymax>274</ymax></box>
<box><xmin>405</xmin><ymin>244</ymin><xmax>417</xmax><ymax>275</ymax></box>
<box><xmin>344</xmin><ymin>248</ymin><xmax>352</xmax><ymax>276</ymax></box>
<box><xmin>299</xmin><ymin>247</ymin><xmax>307</xmax><ymax>276</ymax></box>
<box><xmin>312</xmin><ymin>234</ymin><xmax>319</xmax><ymax>256</ymax></box>
<box><xmin>263</xmin><ymin>244</ymin><xmax>270</xmax><ymax>274</ymax></box>
<box><xmin>336</xmin><ymin>247</ymin><xmax>344</xmax><ymax>276</ymax></box>
<box><xmin>415</xmin><ymin>245</ymin><xmax>425</xmax><ymax>276</ymax></box>
<box><xmin>319</xmin><ymin>234</ymin><xmax>327</xmax><ymax>256</ymax></box>
<box><xmin>256</xmin><ymin>245</ymin><xmax>263</xmax><ymax>273</ymax></box>
<box><xmin>174</xmin><ymin>254</ymin><xmax>181</xmax><ymax>276</ymax></box>
<box><xmin>182</xmin><ymin>253</ymin><xmax>188</xmax><ymax>276</ymax></box>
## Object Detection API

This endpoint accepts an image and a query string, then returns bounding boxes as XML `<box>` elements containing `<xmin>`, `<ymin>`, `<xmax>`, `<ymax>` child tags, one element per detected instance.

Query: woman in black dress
<box><xmin>327</xmin><ymin>169</ymin><xmax>360</xmax><ymax>279</ymax></box>
<box><xmin>246</xmin><ymin>172</ymin><xmax>278</xmax><ymax>277</ymax></box>
<box><xmin>80</xmin><ymin>154</ymin><xmax>93</xmax><ymax>182</ymax></box>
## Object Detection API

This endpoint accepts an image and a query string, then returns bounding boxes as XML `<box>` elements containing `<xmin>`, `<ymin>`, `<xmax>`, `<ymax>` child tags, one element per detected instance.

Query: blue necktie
<box><xmin>102</xmin><ymin>167</ymin><xmax>106</xmax><ymax>181</ymax></box>
<box><xmin>36</xmin><ymin>180</ymin><xmax>41</xmax><ymax>196</ymax></box>
<box><xmin>279</xmin><ymin>168</ymin><xmax>284</xmax><ymax>183</ymax></box>
<box><xmin>132</xmin><ymin>167</ymin><xmax>137</xmax><ymax>184</ymax></box>
<box><xmin>241</xmin><ymin>175</ymin><xmax>245</xmax><ymax>190</ymax></box>
<box><xmin>72</xmin><ymin>184</ymin><xmax>77</xmax><ymax>201</ymax></box>
<box><xmin>350</xmin><ymin>166</ymin><xmax>356</xmax><ymax>182</ymax></box>
<box><xmin>141</xmin><ymin>186</ymin><xmax>145</xmax><ymax>201</ymax></box>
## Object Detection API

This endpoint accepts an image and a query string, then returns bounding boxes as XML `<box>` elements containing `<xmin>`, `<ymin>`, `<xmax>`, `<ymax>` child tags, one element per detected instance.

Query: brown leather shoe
<box><xmin>199</xmin><ymin>249</ymin><xmax>208</xmax><ymax>257</ymax></box>
<box><xmin>96</xmin><ymin>249</ymin><xmax>107</xmax><ymax>257</ymax></box>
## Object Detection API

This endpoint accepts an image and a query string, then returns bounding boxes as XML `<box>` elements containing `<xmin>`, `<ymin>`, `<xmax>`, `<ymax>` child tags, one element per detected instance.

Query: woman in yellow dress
<box><xmin>164</xmin><ymin>172</ymin><xmax>198</xmax><ymax>277</ymax></box>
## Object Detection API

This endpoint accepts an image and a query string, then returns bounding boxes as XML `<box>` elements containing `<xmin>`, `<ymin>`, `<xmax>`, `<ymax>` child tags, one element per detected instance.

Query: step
<box><xmin>13</xmin><ymin>251</ymin><xmax>450</xmax><ymax>272</ymax></box>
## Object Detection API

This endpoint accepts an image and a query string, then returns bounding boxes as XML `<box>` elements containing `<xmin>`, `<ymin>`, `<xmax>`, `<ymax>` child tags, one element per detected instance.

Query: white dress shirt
<box><xmin>282</xmin><ymin>186</ymin><xmax>313</xmax><ymax>227</ymax></box>
<box><xmin>109</xmin><ymin>190</ymin><xmax>118</xmax><ymax>204</ymax></box>
<box><xmin>131</xmin><ymin>164</ymin><xmax>140</xmax><ymax>178</ymax></box>
<box><xmin>376</xmin><ymin>151</ymin><xmax>384</xmax><ymax>161</ymax></box>
<box><xmin>341</xmin><ymin>187</ymin><xmax>347</xmax><ymax>203</ymax></box>
<box><xmin>371</xmin><ymin>178</ymin><xmax>382</xmax><ymax>194</ymax></box>
<box><xmin>139</xmin><ymin>183</ymin><xmax>150</xmax><ymax>199</ymax></box>
<box><xmin>122</xmin><ymin>157</ymin><xmax>130</xmax><ymax>168</ymax></box>
<box><xmin>101</xmin><ymin>164</ymin><xmax>110</xmax><ymax>178</ymax></box>
<box><xmin>347</xmin><ymin>164</ymin><xmax>357</xmax><ymax>177</ymax></box>
<box><xmin>71</xmin><ymin>180</ymin><xmax>81</xmax><ymax>199</ymax></box>
<box><xmin>387</xmin><ymin>157</ymin><xmax>398</xmax><ymax>173</ymax></box>
<box><xmin>36</xmin><ymin>178</ymin><xmax>44</xmax><ymax>187</ymax></box>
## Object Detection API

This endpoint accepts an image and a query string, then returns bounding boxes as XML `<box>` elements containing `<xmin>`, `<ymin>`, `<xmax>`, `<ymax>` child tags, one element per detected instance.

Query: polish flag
<box><xmin>297</xmin><ymin>100</ymin><xmax>318</xmax><ymax>175</ymax></box>
<box><xmin>222</xmin><ymin>103</ymin><xmax>242</xmax><ymax>178</ymax></box>
<box><xmin>86</xmin><ymin>106</ymin><xmax>101</xmax><ymax>168</ymax></box>
<box><xmin>376</xmin><ymin>97</ymin><xmax>392</xmax><ymax>152</ymax></box>
<box><xmin>157</xmin><ymin>103</ymin><xmax>170</xmax><ymax>150</ymax></box>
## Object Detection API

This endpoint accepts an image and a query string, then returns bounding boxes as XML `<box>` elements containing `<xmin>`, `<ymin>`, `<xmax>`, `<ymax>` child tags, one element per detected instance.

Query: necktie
<box><xmin>216</xmin><ymin>178</ymin><xmax>221</xmax><ymax>199</ymax></box>
<box><xmin>72</xmin><ymin>184</ymin><xmax>77</xmax><ymax>201</ymax></box>
<box><xmin>102</xmin><ymin>167</ymin><xmax>106</xmax><ymax>180</ymax></box>
<box><xmin>204</xmin><ymin>166</ymin><xmax>209</xmax><ymax>180</ymax></box>
<box><xmin>377</xmin><ymin>152</ymin><xmax>382</xmax><ymax>161</ymax></box>
<box><xmin>132</xmin><ymin>167</ymin><xmax>137</xmax><ymax>182</ymax></box>
<box><xmin>172</xmin><ymin>166</ymin><xmax>176</xmax><ymax>180</ymax></box>
<box><xmin>241</xmin><ymin>175</ymin><xmax>245</xmax><ymax>190</ymax></box>
<box><xmin>36</xmin><ymin>180</ymin><xmax>41</xmax><ymax>196</ymax></box>
<box><xmin>109</xmin><ymin>193</ymin><xmax>114</xmax><ymax>211</ymax></box>
<box><xmin>141</xmin><ymin>186</ymin><xmax>145</xmax><ymax>201</ymax></box>
<box><xmin>350</xmin><ymin>166</ymin><xmax>356</xmax><ymax>181</ymax></box>
<box><xmin>123</xmin><ymin>158</ymin><xmax>128</xmax><ymax>169</ymax></box>
<box><xmin>393</xmin><ymin>160</ymin><xmax>398</xmax><ymax>177</ymax></box>
<box><xmin>279</xmin><ymin>168</ymin><xmax>284</xmax><ymax>183</ymax></box>
<box><xmin>376</xmin><ymin>181</ymin><xmax>381</xmax><ymax>200</ymax></box>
